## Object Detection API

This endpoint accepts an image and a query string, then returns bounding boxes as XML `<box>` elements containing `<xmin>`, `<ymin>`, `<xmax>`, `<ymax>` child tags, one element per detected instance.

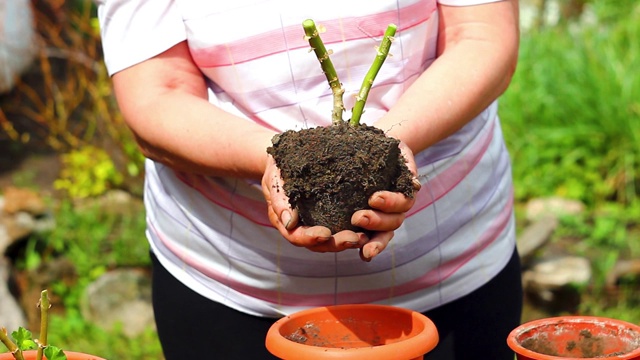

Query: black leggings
<box><xmin>151</xmin><ymin>250</ymin><xmax>522</xmax><ymax>360</ymax></box>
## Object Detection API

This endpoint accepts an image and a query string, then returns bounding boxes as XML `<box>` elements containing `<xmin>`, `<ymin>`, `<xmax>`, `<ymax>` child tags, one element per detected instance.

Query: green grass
<box><xmin>501</xmin><ymin>3</ymin><xmax>640</xmax><ymax>206</ymax></box>
<box><xmin>502</xmin><ymin>2</ymin><xmax>640</xmax><ymax>324</ymax></box>
<box><xmin>1</xmin><ymin>199</ymin><xmax>163</xmax><ymax>359</ymax></box>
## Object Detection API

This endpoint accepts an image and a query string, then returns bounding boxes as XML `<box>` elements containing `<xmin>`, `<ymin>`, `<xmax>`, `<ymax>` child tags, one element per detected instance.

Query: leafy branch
<box><xmin>0</xmin><ymin>290</ymin><xmax>67</xmax><ymax>360</ymax></box>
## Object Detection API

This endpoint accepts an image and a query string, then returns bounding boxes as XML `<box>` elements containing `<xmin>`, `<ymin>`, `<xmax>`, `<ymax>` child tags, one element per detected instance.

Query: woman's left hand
<box><xmin>352</xmin><ymin>141</ymin><xmax>420</xmax><ymax>261</ymax></box>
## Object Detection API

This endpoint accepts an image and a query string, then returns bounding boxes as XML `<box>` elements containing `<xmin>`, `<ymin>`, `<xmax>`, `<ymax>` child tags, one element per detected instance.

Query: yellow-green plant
<box><xmin>0</xmin><ymin>0</ymin><xmax>144</xmax><ymax>196</ymax></box>
<box><xmin>54</xmin><ymin>146</ymin><xmax>123</xmax><ymax>199</ymax></box>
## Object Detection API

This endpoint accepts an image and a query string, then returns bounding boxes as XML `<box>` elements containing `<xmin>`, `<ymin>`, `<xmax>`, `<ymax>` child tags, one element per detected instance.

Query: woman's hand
<box><xmin>352</xmin><ymin>141</ymin><xmax>420</xmax><ymax>261</ymax></box>
<box><xmin>262</xmin><ymin>155</ymin><xmax>368</xmax><ymax>252</ymax></box>
<box><xmin>262</xmin><ymin>141</ymin><xmax>420</xmax><ymax>261</ymax></box>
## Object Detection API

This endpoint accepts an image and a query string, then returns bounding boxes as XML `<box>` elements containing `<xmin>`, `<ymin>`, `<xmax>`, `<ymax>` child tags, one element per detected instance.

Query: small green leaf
<box><xmin>11</xmin><ymin>327</ymin><xmax>37</xmax><ymax>350</ymax></box>
<box><xmin>44</xmin><ymin>345</ymin><xmax>68</xmax><ymax>360</ymax></box>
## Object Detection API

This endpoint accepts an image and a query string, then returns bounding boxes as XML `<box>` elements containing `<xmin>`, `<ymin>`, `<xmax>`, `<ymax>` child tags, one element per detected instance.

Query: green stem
<box><xmin>0</xmin><ymin>328</ymin><xmax>24</xmax><ymax>360</ymax></box>
<box><xmin>36</xmin><ymin>290</ymin><xmax>50</xmax><ymax>360</ymax></box>
<box><xmin>302</xmin><ymin>19</ymin><xmax>345</xmax><ymax>125</ymax></box>
<box><xmin>350</xmin><ymin>24</ymin><xmax>397</xmax><ymax>126</ymax></box>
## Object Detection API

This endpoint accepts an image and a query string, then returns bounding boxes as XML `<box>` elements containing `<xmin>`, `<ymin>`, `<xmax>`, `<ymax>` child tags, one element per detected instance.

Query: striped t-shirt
<box><xmin>97</xmin><ymin>0</ymin><xmax>516</xmax><ymax>317</ymax></box>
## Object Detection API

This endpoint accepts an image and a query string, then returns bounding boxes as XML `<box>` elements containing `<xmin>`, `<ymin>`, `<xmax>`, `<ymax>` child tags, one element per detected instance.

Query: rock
<box><xmin>2</xmin><ymin>187</ymin><xmax>47</xmax><ymax>215</ymax></box>
<box><xmin>0</xmin><ymin>187</ymin><xmax>55</xmax><ymax>254</ymax></box>
<box><xmin>0</xmin><ymin>0</ymin><xmax>37</xmax><ymax>94</ymax></box>
<box><xmin>525</xmin><ymin>197</ymin><xmax>585</xmax><ymax>223</ymax></box>
<box><xmin>605</xmin><ymin>259</ymin><xmax>640</xmax><ymax>288</ymax></box>
<box><xmin>523</xmin><ymin>256</ymin><xmax>592</xmax><ymax>313</ymax></box>
<box><xmin>81</xmin><ymin>269</ymin><xmax>154</xmax><ymax>337</ymax></box>
<box><xmin>0</xmin><ymin>257</ymin><xmax>28</xmax><ymax>332</ymax></box>
<box><xmin>74</xmin><ymin>189</ymin><xmax>143</xmax><ymax>216</ymax></box>
<box><xmin>517</xmin><ymin>215</ymin><xmax>559</xmax><ymax>262</ymax></box>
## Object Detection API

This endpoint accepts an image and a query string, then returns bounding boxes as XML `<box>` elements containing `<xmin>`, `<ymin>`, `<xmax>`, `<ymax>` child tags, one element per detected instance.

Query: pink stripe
<box><xmin>407</xmin><ymin>120</ymin><xmax>496</xmax><ymax>217</ymax></box>
<box><xmin>152</xmin><ymin>191</ymin><xmax>513</xmax><ymax>306</ymax></box>
<box><xmin>175</xmin><ymin>173</ymin><xmax>272</xmax><ymax>227</ymax></box>
<box><xmin>190</xmin><ymin>0</ymin><xmax>436</xmax><ymax>68</ymax></box>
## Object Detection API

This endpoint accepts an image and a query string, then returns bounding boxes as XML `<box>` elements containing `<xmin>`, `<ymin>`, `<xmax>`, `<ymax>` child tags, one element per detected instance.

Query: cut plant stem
<box><xmin>36</xmin><ymin>290</ymin><xmax>50</xmax><ymax>360</ymax></box>
<box><xmin>0</xmin><ymin>328</ymin><xmax>24</xmax><ymax>360</ymax></box>
<box><xmin>302</xmin><ymin>19</ymin><xmax>345</xmax><ymax>125</ymax></box>
<box><xmin>350</xmin><ymin>24</ymin><xmax>397</xmax><ymax>126</ymax></box>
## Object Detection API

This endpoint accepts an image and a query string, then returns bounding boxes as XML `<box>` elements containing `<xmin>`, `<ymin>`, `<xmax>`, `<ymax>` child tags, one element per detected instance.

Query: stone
<box><xmin>0</xmin><ymin>208</ymin><xmax>55</xmax><ymax>254</ymax></box>
<box><xmin>525</xmin><ymin>197</ymin><xmax>585</xmax><ymax>223</ymax></box>
<box><xmin>523</xmin><ymin>256</ymin><xmax>592</xmax><ymax>312</ymax></box>
<box><xmin>0</xmin><ymin>0</ymin><xmax>37</xmax><ymax>94</ymax></box>
<box><xmin>74</xmin><ymin>189</ymin><xmax>142</xmax><ymax>217</ymax></box>
<box><xmin>2</xmin><ymin>187</ymin><xmax>47</xmax><ymax>215</ymax></box>
<box><xmin>605</xmin><ymin>259</ymin><xmax>640</xmax><ymax>288</ymax></box>
<box><xmin>517</xmin><ymin>215</ymin><xmax>558</xmax><ymax>262</ymax></box>
<box><xmin>0</xmin><ymin>257</ymin><xmax>28</xmax><ymax>332</ymax></box>
<box><xmin>81</xmin><ymin>269</ymin><xmax>155</xmax><ymax>337</ymax></box>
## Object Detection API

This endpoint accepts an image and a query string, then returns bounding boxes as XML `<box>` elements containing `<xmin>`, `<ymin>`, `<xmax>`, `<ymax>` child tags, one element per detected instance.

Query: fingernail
<box><xmin>412</xmin><ymin>178</ymin><xmax>422</xmax><ymax>191</ymax></box>
<box><xmin>371</xmin><ymin>196</ymin><xmax>385</xmax><ymax>208</ymax></box>
<box><xmin>345</xmin><ymin>241</ymin><xmax>361</xmax><ymax>248</ymax></box>
<box><xmin>360</xmin><ymin>250</ymin><xmax>371</xmax><ymax>262</ymax></box>
<box><xmin>281</xmin><ymin>210</ymin><xmax>292</xmax><ymax>230</ymax></box>
<box><xmin>355</xmin><ymin>215</ymin><xmax>370</xmax><ymax>227</ymax></box>
<box><xmin>304</xmin><ymin>229</ymin><xmax>331</xmax><ymax>242</ymax></box>
<box><xmin>358</xmin><ymin>232</ymin><xmax>369</xmax><ymax>244</ymax></box>
<box><xmin>367</xmin><ymin>246</ymin><xmax>380</xmax><ymax>259</ymax></box>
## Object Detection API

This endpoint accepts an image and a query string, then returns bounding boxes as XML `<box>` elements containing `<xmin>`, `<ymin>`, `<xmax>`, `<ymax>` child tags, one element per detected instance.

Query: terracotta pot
<box><xmin>265</xmin><ymin>304</ymin><xmax>439</xmax><ymax>360</ymax></box>
<box><xmin>0</xmin><ymin>350</ymin><xmax>105</xmax><ymax>360</ymax></box>
<box><xmin>507</xmin><ymin>316</ymin><xmax>640</xmax><ymax>359</ymax></box>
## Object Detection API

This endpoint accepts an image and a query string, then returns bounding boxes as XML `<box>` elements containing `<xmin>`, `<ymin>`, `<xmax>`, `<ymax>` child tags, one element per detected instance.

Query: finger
<box><xmin>399</xmin><ymin>142</ymin><xmax>418</xmax><ymax>176</ymax></box>
<box><xmin>284</xmin><ymin>225</ymin><xmax>333</xmax><ymax>248</ymax></box>
<box><xmin>305</xmin><ymin>230</ymin><xmax>365</xmax><ymax>252</ymax></box>
<box><xmin>280</xmin><ymin>208</ymin><xmax>299</xmax><ymax>231</ymax></box>
<box><xmin>359</xmin><ymin>231</ymin><xmax>394</xmax><ymax>262</ymax></box>
<box><xmin>352</xmin><ymin>210</ymin><xmax>404</xmax><ymax>232</ymax></box>
<box><xmin>368</xmin><ymin>191</ymin><xmax>416</xmax><ymax>213</ymax></box>
<box><xmin>398</xmin><ymin>142</ymin><xmax>422</xmax><ymax>191</ymax></box>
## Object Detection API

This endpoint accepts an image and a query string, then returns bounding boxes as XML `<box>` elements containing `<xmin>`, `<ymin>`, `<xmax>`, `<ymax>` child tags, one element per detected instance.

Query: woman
<box><xmin>96</xmin><ymin>0</ymin><xmax>521</xmax><ymax>358</ymax></box>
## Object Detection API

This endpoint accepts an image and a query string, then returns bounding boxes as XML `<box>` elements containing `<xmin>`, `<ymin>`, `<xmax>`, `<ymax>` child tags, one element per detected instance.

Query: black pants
<box><xmin>151</xmin><ymin>250</ymin><xmax>522</xmax><ymax>360</ymax></box>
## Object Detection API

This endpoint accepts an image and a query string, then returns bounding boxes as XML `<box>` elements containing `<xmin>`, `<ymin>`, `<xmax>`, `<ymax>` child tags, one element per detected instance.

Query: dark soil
<box><xmin>267</xmin><ymin>121</ymin><xmax>415</xmax><ymax>234</ymax></box>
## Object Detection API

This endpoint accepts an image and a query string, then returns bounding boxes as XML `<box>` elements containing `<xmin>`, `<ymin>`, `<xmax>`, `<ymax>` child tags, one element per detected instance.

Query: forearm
<box><xmin>112</xmin><ymin>42</ymin><xmax>276</xmax><ymax>180</ymax></box>
<box><xmin>378</xmin><ymin>1</ymin><xmax>519</xmax><ymax>154</ymax></box>
<box><xmin>124</xmin><ymin>91</ymin><xmax>275</xmax><ymax>179</ymax></box>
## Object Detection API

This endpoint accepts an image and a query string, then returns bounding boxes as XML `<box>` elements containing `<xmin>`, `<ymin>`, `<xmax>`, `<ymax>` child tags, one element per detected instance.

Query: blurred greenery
<box><xmin>501</xmin><ymin>0</ymin><xmax>640</xmax><ymax>325</ymax></box>
<box><xmin>1</xmin><ymin>0</ymin><xmax>640</xmax><ymax>358</ymax></box>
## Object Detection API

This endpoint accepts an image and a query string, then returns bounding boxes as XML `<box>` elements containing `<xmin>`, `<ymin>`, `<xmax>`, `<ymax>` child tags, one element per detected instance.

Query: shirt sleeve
<box><xmin>96</xmin><ymin>0</ymin><xmax>187</xmax><ymax>76</ymax></box>
<box><xmin>437</xmin><ymin>0</ymin><xmax>504</xmax><ymax>6</ymax></box>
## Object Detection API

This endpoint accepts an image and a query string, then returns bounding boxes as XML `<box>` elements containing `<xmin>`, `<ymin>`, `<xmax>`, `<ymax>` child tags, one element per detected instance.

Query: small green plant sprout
<box><xmin>0</xmin><ymin>290</ymin><xmax>67</xmax><ymax>360</ymax></box>
<box><xmin>302</xmin><ymin>19</ymin><xmax>397</xmax><ymax>126</ymax></box>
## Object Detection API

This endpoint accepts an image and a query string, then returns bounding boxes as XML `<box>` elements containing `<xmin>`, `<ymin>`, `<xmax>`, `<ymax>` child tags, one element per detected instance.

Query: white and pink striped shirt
<box><xmin>97</xmin><ymin>0</ymin><xmax>515</xmax><ymax>317</ymax></box>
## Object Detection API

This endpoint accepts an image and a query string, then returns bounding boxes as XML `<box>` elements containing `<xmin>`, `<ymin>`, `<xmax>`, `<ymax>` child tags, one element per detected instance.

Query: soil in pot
<box><xmin>508</xmin><ymin>316</ymin><xmax>640</xmax><ymax>359</ymax></box>
<box><xmin>267</xmin><ymin>121</ymin><xmax>415</xmax><ymax>234</ymax></box>
<box><xmin>265</xmin><ymin>304</ymin><xmax>439</xmax><ymax>360</ymax></box>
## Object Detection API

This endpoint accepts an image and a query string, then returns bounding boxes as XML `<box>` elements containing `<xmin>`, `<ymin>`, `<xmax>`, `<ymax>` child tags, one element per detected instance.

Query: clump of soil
<box><xmin>267</xmin><ymin>121</ymin><xmax>415</xmax><ymax>233</ymax></box>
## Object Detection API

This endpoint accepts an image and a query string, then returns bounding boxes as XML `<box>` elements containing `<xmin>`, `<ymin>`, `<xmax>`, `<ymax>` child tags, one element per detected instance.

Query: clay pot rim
<box><xmin>266</xmin><ymin>304</ymin><xmax>439</xmax><ymax>360</ymax></box>
<box><xmin>507</xmin><ymin>316</ymin><xmax>640</xmax><ymax>360</ymax></box>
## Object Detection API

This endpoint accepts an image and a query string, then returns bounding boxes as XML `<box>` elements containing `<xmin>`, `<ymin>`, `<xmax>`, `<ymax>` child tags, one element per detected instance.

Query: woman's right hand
<box><xmin>261</xmin><ymin>155</ymin><xmax>369</xmax><ymax>253</ymax></box>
